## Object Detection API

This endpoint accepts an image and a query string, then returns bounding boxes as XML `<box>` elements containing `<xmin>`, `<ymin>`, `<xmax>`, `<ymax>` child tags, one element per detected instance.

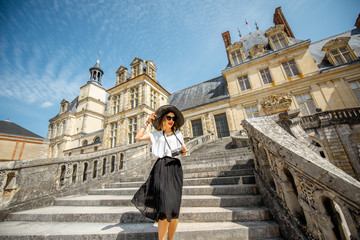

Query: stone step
<box><xmin>54</xmin><ymin>194</ymin><xmax>264</xmax><ymax>208</ymax></box>
<box><xmin>7</xmin><ymin>206</ymin><xmax>271</xmax><ymax>223</ymax></box>
<box><xmin>89</xmin><ymin>184</ymin><xmax>259</xmax><ymax>196</ymax></box>
<box><xmin>120</xmin><ymin>168</ymin><xmax>254</xmax><ymax>183</ymax></box>
<box><xmin>181</xmin><ymin>152</ymin><xmax>254</xmax><ymax>164</ymax></box>
<box><xmin>182</xmin><ymin>160</ymin><xmax>254</xmax><ymax>172</ymax></box>
<box><xmin>108</xmin><ymin>175</ymin><xmax>255</xmax><ymax>188</ymax></box>
<box><xmin>114</xmin><ymin>177</ymin><xmax>254</xmax><ymax>188</ymax></box>
<box><xmin>0</xmin><ymin>221</ymin><xmax>280</xmax><ymax>240</ymax></box>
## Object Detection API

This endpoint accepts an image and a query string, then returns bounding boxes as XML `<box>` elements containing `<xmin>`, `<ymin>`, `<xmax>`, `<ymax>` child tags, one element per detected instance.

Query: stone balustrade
<box><xmin>301</xmin><ymin>107</ymin><xmax>360</xmax><ymax>129</ymax></box>
<box><xmin>0</xmin><ymin>132</ymin><xmax>214</xmax><ymax>220</ymax></box>
<box><xmin>242</xmin><ymin>116</ymin><xmax>360</xmax><ymax>240</ymax></box>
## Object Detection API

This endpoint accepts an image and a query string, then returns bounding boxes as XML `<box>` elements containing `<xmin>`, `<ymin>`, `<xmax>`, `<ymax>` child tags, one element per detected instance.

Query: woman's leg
<box><xmin>167</xmin><ymin>219</ymin><xmax>179</xmax><ymax>240</ymax></box>
<box><xmin>158</xmin><ymin>219</ymin><xmax>169</xmax><ymax>240</ymax></box>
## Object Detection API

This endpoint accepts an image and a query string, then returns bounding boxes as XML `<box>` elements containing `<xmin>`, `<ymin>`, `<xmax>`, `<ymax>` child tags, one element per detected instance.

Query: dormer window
<box><xmin>322</xmin><ymin>37</ymin><xmax>358</xmax><ymax>66</ymax></box>
<box><xmin>227</xmin><ymin>41</ymin><xmax>245</xmax><ymax>67</ymax></box>
<box><xmin>60</xmin><ymin>100</ymin><xmax>69</xmax><ymax>114</ymax></box>
<box><xmin>231</xmin><ymin>50</ymin><xmax>243</xmax><ymax>65</ymax></box>
<box><xmin>146</xmin><ymin>60</ymin><xmax>157</xmax><ymax>80</ymax></box>
<box><xmin>265</xmin><ymin>25</ymin><xmax>290</xmax><ymax>51</ymax></box>
<box><xmin>331</xmin><ymin>48</ymin><xmax>353</xmax><ymax>65</ymax></box>
<box><xmin>130</xmin><ymin>58</ymin><xmax>144</xmax><ymax>79</ymax></box>
<box><xmin>271</xmin><ymin>33</ymin><xmax>288</xmax><ymax>50</ymax></box>
<box><xmin>115</xmin><ymin>66</ymin><xmax>128</xmax><ymax>85</ymax></box>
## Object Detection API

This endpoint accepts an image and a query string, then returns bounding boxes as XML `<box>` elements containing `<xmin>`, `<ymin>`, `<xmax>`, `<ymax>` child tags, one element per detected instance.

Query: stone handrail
<box><xmin>242</xmin><ymin>116</ymin><xmax>360</xmax><ymax>240</ymax></box>
<box><xmin>301</xmin><ymin>107</ymin><xmax>360</xmax><ymax>130</ymax></box>
<box><xmin>0</xmin><ymin>131</ymin><xmax>214</xmax><ymax>220</ymax></box>
<box><xmin>185</xmin><ymin>133</ymin><xmax>215</xmax><ymax>154</ymax></box>
<box><xmin>0</xmin><ymin>142</ymin><xmax>151</xmax><ymax>220</ymax></box>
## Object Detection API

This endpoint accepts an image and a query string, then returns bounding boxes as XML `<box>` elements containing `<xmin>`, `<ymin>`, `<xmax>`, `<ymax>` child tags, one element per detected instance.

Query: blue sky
<box><xmin>0</xmin><ymin>0</ymin><xmax>359</xmax><ymax>138</ymax></box>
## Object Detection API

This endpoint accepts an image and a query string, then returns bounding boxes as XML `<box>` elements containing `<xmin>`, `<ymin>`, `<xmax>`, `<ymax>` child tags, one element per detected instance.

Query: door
<box><xmin>214</xmin><ymin>113</ymin><xmax>230</xmax><ymax>138</ymax></box>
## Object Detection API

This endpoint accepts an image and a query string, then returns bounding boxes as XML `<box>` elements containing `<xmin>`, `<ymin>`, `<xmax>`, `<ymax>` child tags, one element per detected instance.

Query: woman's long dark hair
<box><xmin>156</xmin><ymin>111</ymin><xmax>179</xmax><ymax>132</ymax></box>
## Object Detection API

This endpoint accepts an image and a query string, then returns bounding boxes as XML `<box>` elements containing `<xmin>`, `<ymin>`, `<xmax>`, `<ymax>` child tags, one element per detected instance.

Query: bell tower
<box><xmin>88</xmin><ymin>58</ymin><xmax>104</xmax><ymax>85</ymax></box>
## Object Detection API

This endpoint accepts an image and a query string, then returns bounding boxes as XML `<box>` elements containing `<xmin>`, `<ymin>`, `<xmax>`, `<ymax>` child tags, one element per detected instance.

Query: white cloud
<box><xmin>41</xmin><ymin>101</ymin><xmax>54</xmax><ymax>108</ymax></box>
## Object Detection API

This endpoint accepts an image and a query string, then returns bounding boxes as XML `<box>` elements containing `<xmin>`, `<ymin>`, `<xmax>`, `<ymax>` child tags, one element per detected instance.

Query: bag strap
<box><xmin>163</xmin><ymin>131</ymin><xmax>183</xmax><ymax>152</ymax></box>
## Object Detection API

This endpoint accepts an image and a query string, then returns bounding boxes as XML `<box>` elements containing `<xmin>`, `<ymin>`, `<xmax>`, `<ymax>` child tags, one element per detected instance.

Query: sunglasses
<box><xmin>166</xmin><ymin>116</ymin><xmax>176</xmax><ymax>121</ymax></box>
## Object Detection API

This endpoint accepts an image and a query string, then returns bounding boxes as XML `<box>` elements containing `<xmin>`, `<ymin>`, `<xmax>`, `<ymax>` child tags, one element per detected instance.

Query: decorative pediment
<box><xmin>322</xmin><ymin>37</ymin><xmax>351</xmax><ymax>51</ymax></box>
<box><xmin>145</xmin><ymin>60</ymin><xmax>157</xmax><ymax>69</ymax></box>
<box><xmin>115</xmin><ymin>66</ymin><xmax>128</xmax><ymax>74</ymax></box>
<box><xmin>249</xmin><ymin>44</ymin><xmax>269</xmax><ymax>59</ymax></box>
<box><xmin>130</xmin><ymin>57</ymin><xmax>144</xmax><ymax>66</ymax></box>
<box><xmin>265</xmin><ymin>24</ymin><xmax>285</xmax><ymax>37</ymax></box>
<box><xmin>226</xmin><ymin>41</ymin><xmax>243</xmax><ymax>51</ymax></box>
<box><xmin>261</xmin><ymin>93</ymin><xmax>292</xmax><ymax>115</ymax></box>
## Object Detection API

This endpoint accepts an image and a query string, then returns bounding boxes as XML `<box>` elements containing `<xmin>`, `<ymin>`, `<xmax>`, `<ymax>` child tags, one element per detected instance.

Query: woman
<box><xmin>131</xmin><ymin>105</ymin><xmax>188</xmax><ymax>240</ymax></box>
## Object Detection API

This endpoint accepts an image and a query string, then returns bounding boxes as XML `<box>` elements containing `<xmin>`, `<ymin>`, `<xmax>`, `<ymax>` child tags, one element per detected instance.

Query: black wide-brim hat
<box><xmin>152</xmin><ymin>105</ymin><xmax>184</xmax><ymax>129</ymax></box>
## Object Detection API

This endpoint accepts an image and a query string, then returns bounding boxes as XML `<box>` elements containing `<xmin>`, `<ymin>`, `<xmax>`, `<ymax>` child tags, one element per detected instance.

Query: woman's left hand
<box><xmin>181</xmin><ymin>145</ymin><xmax>188</xmax><ymax>156</ymax></box>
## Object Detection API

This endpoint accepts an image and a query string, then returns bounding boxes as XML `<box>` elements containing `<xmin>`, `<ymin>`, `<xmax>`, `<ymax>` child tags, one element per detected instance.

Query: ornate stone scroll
<box><xmin>261</xmin><ymin>93</ymin><xmax>292</xmax><ymax>115</ymax></box>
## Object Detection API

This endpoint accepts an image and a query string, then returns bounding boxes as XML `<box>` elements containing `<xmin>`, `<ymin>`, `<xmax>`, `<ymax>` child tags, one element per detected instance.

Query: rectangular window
<box><xmin>128</xmin><ymin>117</ymin><xmax>137</xmax><ymax>144</ymax></box>
<box><xmin>282</xmin><ymin>60</ymin><xmax>300</xmax><ymax>77</ymax></box>
<box><xmin>295</xmin><ymin>93</ymin><xmax>316</xmax><ymax>116</ymax></box>
<box><xmin>271</xmin><ymin>33</ymin><xmax>287</xmax><ymax>50</ymax></box>
<box><xmin>332</xmin><ymin>48</ymin><xmax>352</xmax><ymax>65</ymax></box>
<box><xmin>245</xmin><ymin>106</ymin><xmax>260</xmax><ymax>118</ymax></box>
<box><xmin>260</xmin><ymin>68</ymin><xmax>273</xmax><ymax>84</ymax></box>
<box><xmin>349</xmin><ymin>80</ymin><xmax>360</xmax><ymax>103</ymax></box>
<box><xmin>231</xmin><ymin>50</ymin><xmax>243</xmax><ymax>66</ymax></box>
<box><xmin>191</xmin><ymin>119</ymin><xmax>203</xmax><ymax>137</ymax></box>
<box><xmin>113</xmin><ymin>95</ymin><xmax>121</xmax><ymax>114</ymax></box>
<box><xmin>110</xmin><ymin>123</ymin><xmax>117</xmax><ymax>148</ymax></box>
<box><xmin>237</xmin><ymin>75</ymin><xmax>251</xmax><ymax>91</ymax></box>
<box><xmin>130</xmin><ymin>88</ymin><xmax>139</xmax><ymax>108</ymax></box>
<box><xmin>150</xmin><ymin>89</ymin><xmax>157</xmax><ymax>109</ymax></box>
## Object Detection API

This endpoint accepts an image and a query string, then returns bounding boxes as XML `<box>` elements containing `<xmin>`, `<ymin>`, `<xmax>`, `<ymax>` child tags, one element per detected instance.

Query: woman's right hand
<box><xmin>147</xmin><ymin>113</ymin><xmax>156</xmax><ymax>123</ymax></box>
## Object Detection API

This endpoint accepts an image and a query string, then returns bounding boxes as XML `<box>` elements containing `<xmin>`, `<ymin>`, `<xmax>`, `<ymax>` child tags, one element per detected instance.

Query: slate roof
<box><xmin>225</xmin><ymin>30</ymin><xmax>306</xmax><ymax>69</ymax></box>
<box><xmin>169</xmin><ymin>76</ymin><xmax>230</xmax><ymax>112</ymax></box>
<box><xmin>308</xmin><ymin>28</ymin><xmax>360</xmax><ymax>70</ymax></box>
<box><xmin>0</xmin><ymin>120</ymin><xmax>43</xmax><ymax>139</ymax></box>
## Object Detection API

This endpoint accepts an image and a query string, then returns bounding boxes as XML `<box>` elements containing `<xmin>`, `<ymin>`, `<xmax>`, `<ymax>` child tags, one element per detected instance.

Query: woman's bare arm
<box><xmin>135</xmin><ymin>113</ymin><xmax>156</xmax><ymax>142</ymax></box>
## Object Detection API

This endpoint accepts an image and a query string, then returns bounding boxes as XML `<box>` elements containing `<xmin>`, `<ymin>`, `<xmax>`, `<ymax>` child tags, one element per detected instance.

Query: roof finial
<box><xmin>255</xmin><ymin>21</ymin><xmax>259</xmax><ymax>30</ymax></box>
<box><xmin>238</xmin><ymin>28</ymin><xmax>242</xmax><ymax>38</ymax></box>
<box><xmin>97</xmin><ymin>50</ymin><xmax>102</xmax><ymax>63</ymax></box>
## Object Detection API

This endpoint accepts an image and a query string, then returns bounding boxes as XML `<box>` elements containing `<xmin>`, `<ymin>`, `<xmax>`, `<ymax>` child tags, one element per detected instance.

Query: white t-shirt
<box><xmin>148</xmin><ymin>130</ymin><xmax>185</xmax><ymax>158</ymax></box>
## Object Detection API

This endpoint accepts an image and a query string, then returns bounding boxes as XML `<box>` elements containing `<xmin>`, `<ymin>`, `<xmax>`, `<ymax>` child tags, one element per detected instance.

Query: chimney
<box><xmin>222</xmin><ymin>31</ymin><xmax>232</xmax><ymax>49</ymax></box>
<box><xmin>355</xmin><ymin>13</ymin><xmax>360</xmax><ymax>28</ymax></box>
<box><xmin>273</xmin><ymin>7</ymin><xmax>295</xmax><ymax>38</ymax></box>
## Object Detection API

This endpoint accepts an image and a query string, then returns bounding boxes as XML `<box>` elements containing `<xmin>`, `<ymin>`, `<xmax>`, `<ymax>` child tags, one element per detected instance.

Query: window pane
<box><xmin>335</xmin><ymin>56</ymin><xmax>344</xmax><ymax>65</ymax></box>
<box><xmin>283</xmin><ymin>63</ymin><xmax>292</xmax><ymax>77</ymax></box>
<box><xmin>354</xmin><ymin>91</ymin><xmax>360</xmax><ymax>103</ymax></box>
<box><xmin>191</xmin><ymin>119</ymin><xmax>203</xmax><ymax>137</ymax></box>
<box><xmin>343</xmin><ymin>53</ymin><xmax>352</xmax><ymax>63</ymax></box>
<box><xmin>350</xmin><ymin>82</ymin><xmax>359</xmax><ymax>89</ymax></box>
<box><xmin>274</xmin><ymin>41</ymin><xmax>281</xmax><ymax>50</ymax></box>
<box><xmin>305</xmin><ymin>101</ymin><xmax>316</xmax><ymax>115</ymax></box>
<box><xmin>289</xmin><ymin>61</ymin><xmax>299</xmax><ymax>75</ymax></box>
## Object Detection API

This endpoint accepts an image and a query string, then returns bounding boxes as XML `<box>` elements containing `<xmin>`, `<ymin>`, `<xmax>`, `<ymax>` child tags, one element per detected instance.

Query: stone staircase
<box><xmin>0</xmin><ymin>138</ymin><xmax>282</xmax><ymax>239</ymax></box>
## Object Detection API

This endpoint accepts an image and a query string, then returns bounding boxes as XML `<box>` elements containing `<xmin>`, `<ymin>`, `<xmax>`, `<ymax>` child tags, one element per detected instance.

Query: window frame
<box><xmin>110</xmin><ymin>122</ymin><xmax>117</xmax><ymax>148</ymax></box>
<box><xmin>237</xmin><ymin>75</ymin><xmax>251</xmax><ymax>91</ymax></box>
<box><xmin>191</xmin><ymin>119</ymin><xmax>204</xmax><ymax>137</ymax></box>
<box><xmin>128</xmin><ymin>117</ymin><xmax>138</xmax><ymax>144</ymax></box>
<box><xmin>294</xmin><ymin>93</ymin><xmax>316</xmax><ymax>116</ymax></box>
<box><xmin>282</xmin><ymin>60</ymin><xmax>300</xmax><ymax>78</ymax></box>
<box><xmin>260</xmin><ymin>68</ymin><xmax>273</xmax><ymax>85</ymax></box>
<box><xmin>130</xmin><ymin>87</ymin><xmax>139</xmax><ymax>108</ymax></box>
<box><xmin>245</xmin><ymin>106</ymin><xmax>260</xmax><ymax>118</ymax></box>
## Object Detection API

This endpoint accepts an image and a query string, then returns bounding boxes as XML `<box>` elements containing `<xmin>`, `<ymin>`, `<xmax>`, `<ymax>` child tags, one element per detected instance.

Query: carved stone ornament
<box><xmin>261</xmin><ymin>93</ymin><xmax>292</xmax><ymax>115</ymax></box>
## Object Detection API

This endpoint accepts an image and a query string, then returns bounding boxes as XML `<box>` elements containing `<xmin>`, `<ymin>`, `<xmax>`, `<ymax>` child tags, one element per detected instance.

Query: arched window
<box><xmin>82</xmin><ymin>140</ymin><xmax>88</xmax><ymax>146</ymax></box>
<box><xmin>94</xmin><ymin>137</ymin><xmax>101</xmax><ymax>144</ymax></box>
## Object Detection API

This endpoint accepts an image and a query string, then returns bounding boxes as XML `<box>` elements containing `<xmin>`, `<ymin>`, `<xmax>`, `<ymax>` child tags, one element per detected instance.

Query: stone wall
<box><xmin>0</xmin><ymin>133</ymin><xmax>214</xmax><ymax>221</ymax></box>
<box><xmin>242</xmin><ymin>115</ymin><xmax>360</xmax><ymax>240</ymax></box>
<box><xmin>301</xmin><ymin>108</ymin><xmax>360</xmax><ymax>180</ymax></box>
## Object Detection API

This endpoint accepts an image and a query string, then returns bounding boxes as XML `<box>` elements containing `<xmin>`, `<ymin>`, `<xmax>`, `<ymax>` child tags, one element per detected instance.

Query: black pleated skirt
<box><xmin>131</xmin><ymin>156</ymin><xmax>183</xmax><ymax>222</ymax></box>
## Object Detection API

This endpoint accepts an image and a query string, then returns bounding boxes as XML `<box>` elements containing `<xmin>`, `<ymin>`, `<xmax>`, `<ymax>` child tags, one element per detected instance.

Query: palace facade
<box><xmin>47</xmin><ymin>7</ymin><xmax>360</xmax><ymax>159</ymax></box>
